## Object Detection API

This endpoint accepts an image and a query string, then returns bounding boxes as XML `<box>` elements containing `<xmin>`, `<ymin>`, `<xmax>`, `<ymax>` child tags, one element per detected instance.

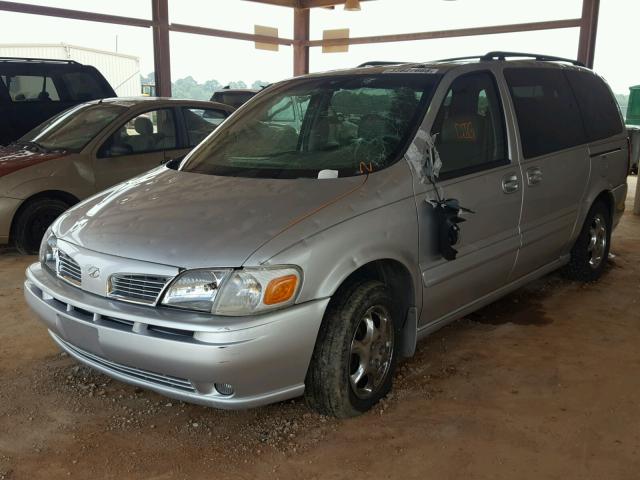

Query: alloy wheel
<box><xmin>587</xmin><ymin>213</ymin><xmax>607</xmax><ymax>269</ymax></box>
<box><xmin>349</xmin><ymin>304</ymin><xmax>394</xmax><ymax>399</ymax></box>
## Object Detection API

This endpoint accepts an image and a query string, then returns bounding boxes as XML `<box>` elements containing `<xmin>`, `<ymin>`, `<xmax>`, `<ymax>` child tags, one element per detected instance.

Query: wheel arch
<box><xmin>572</xmin><ymin>187</ymin><xmax>616</xmax><ymax>247</ymax></box>
<box><xmin>9</xmin><ymin>190</ymin><xmax>80</xmax><ymax>244</ymax></box>
<box><xmin>323</xmin><ymin>258</ymin><xmax>419</xmax><ymax>358</ymax></box>
<box><xmin>593</xmin><ymin>189</ymin><xmax>615</xmax><ymax>220</ymax></box>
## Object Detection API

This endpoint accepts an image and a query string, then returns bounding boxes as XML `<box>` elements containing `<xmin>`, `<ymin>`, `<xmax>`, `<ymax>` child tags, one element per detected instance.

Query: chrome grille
<box><xmin>108</xmin><ymin>273</ymin><xmax>171</xmax><ymax>305</ymax></box>
<box><xmin>56</xmin><ymin>250</ymin><xmax>81</xmax><ymax>285</ymax></box>
<box><xmin>56</xmin><ymin>336</ymin><xmax>196</xmax><ymax>393</ymax></box>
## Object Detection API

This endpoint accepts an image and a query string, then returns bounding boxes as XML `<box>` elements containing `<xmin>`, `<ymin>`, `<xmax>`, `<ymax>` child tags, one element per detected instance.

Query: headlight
<box><xmin>39</xmin><ymin>229</ymin><xmax>57</xmax><ymax>271</ymax></box>
<box><xmin>161</xmin><ymin>269</ymin><xmax>231</xmax><ymax>312</ymax></box>
<box><xmin>161</xmin><ymin>266</ymin><xmax>302</xmax><ymax>316</ymax></box>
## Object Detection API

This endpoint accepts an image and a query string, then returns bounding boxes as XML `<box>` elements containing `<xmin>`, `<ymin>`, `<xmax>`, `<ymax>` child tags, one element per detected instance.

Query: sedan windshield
<box><xmin>181</xmin><ymin>74</ymin><xmax>440</xmax><ymax>179</ymax></box>
<box><xmin>20</xmin><ymin>103</ymin><xmax>126</xmax><ymax>152</ymax></box>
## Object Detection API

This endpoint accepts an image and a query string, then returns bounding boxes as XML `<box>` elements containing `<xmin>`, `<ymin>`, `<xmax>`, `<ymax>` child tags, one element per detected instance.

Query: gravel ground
<box><xmin>1</xmin><ymin>178</ymin><xmax>639</xmax><ymax>479</ymax></box>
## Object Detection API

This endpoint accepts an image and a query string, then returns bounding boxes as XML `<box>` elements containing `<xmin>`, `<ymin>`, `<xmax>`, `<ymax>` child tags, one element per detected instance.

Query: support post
<box><xmin>152</xmin><ymin>0</ymin><xmax>171</xmax><ymax>97</ymax></box>
<box><xmin>293</xmin><ymin>7</ymin><xmax>310</xmax><ymax>76</ymax></box>
<box><xmin>577</xmin><ymin>0</ymin><xmax>600</xmax><ymax>68</ymax></box>
<box><xmin>634</xmin><ymin>176</ymin><xmax>640</xmax><ymax>215</ymax></box>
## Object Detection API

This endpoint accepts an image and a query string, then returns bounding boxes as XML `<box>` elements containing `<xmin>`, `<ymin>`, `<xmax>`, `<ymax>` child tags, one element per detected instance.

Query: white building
<box><xmin>0</xmin><ymin>43</ymin><xmax>141</xmax><ymax>97</ymax></box>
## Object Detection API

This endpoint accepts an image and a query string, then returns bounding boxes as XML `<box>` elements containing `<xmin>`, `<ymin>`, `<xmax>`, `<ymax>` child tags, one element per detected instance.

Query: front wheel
<box><xmin>13</xmin><ymin>197</ymin><xmax>70</xmax><ymax>255</ymax></box>
<box><xmin>305</xmin><ymin>280</ymin><xmax>399</xmax><ymax>418</ymax></box>
<box><xmin>565</xmin><ymin>200</ymin><xmax>611</xmax><ymax>282</ymax></box>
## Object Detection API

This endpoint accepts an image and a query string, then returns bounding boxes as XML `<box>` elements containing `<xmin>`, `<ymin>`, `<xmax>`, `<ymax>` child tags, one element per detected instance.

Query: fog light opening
<box><xmin>214</xmin><ymin>383</ymin><xmax>234</xmax><ymax>396</ymax></box>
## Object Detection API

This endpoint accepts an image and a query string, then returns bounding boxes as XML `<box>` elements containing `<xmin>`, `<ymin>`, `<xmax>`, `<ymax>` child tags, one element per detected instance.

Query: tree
<box><xmin>252</xmin><ymin>80</ymin><xmax>270</xmax><ymax>89</ymax></box>
<box><xmin>204</xmin><ymin>79</ymin><xmax>223</xmax><ymax>93</ymax></box>
<box><xmin>140</xmin><ymin>72</ymin><xmax>155</xmax><ymax>84</ymax></box>
<box><xmin>227</xmin><ymin>81</ymin><xmax>247</xmax><ymax>89</ymax></box>
<box><xmin>138</xmin><ymin>72</ymin><xmax>271</xmax><ymax>100</ymax></box>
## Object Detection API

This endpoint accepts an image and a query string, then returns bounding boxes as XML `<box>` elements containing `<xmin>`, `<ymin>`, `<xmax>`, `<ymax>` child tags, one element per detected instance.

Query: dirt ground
<box><xmin>2</xmin><ymin>180</ymin><xmax>640</xmax><ymax>480</ymax></box>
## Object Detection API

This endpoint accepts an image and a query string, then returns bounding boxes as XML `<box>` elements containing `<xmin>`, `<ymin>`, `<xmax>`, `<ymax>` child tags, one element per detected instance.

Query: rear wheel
<box><xmin>305</xmin><ymin>280</ymin><xmax>399</xmax><ymax>418</ymax></box>
<box><xmin>13</xmin><ymin>197</ymin><xmax>70</xmax><ymax>255</ymax></box>
<box><xmin>565</xmin><ymin>200</ymin><xmax>611</xmax><ymax>282</ymax></box>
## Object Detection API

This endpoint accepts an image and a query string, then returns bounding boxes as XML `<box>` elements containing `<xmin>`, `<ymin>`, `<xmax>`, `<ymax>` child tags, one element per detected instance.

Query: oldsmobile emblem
<box><xmin>87</xmin><ymin>266</ymin><xmax>101</xmax><ymax>279</ymax></box>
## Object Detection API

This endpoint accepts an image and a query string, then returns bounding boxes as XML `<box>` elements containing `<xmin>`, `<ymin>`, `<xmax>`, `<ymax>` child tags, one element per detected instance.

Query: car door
<box><xmin>93</xmin><ymin>107</ymin><xmax>181</xmax><ymax>191</ymax></box>
<box><xmin>414</xmin><ymin>70</ymin><xmax>523</xmax><ymax>325</ymax></box>
<box><xmin>502</xmin><ymin>67</ymin><xmax>590</xmax><ymax>279</ymax></box>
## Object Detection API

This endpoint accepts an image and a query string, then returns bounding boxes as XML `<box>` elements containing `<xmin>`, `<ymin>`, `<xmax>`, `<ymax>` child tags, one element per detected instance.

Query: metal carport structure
<box><xmin>0</xmin><ymin>0</ymin><xmax>600</xmax><ymax>97</ymax></box>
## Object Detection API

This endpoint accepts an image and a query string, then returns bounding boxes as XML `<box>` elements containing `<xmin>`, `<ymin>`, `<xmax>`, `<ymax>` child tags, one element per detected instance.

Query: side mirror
<box><xmin>425</xmin><ymin>132</ymin><xmax>442</xmax><ymax>183</ymax></box>
<box><xmin>103</xmin><ymin>143</ymin><xmax>133</xmax><ymax>157</ymax></box>
<box><xmin>164</xmin><ymin>156</ymin><xmax>185</xmax><ymax>170</ymax></box>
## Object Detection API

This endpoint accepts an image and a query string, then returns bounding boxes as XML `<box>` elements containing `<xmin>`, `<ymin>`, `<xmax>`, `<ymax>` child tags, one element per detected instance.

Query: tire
<box><xmin>13</xmin><ymin>197</ymin><xmax>70</xmax><ymax>255</ymax></box>
<box><xmin>565</xmin><ymin>200</ymin><xmax>611</xmax><ymax>282</ymax></box>
<box><xmin>305</xmin><ymin>280</ymin><xmax>400</xmax><ymax>418</ymax></box>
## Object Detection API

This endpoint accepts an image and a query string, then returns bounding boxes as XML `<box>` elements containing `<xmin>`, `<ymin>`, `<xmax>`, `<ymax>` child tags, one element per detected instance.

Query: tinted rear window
<box><xmin>63</xmin><ymin>71</ymin><xmax>111</xmax><ymax>101</ymax></box>
<box><xmin>504</xmin><ymin>68</ymin><xmax>586</xmax><ymax>159</ymax></box>
<box><xmin>565</xmin><ymin>70</ymin><xmax>623</xmax><ymax>142</ymax></box>
<box><xmin>1</xmin><ymin>74</ymin><xmax>60</xmax><ymax>102</ymax></box>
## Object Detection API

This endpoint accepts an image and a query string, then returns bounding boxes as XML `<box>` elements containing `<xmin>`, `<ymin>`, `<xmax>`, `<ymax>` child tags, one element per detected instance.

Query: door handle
<box><xmin>501</xmin><ymin>173</ymin><xmax>520</xmax><ymax>194</ymax></box>
<box><xmin>526</xmin><ymin>166</ymin><xmax>543</xmax><ymax>186</ymax></box>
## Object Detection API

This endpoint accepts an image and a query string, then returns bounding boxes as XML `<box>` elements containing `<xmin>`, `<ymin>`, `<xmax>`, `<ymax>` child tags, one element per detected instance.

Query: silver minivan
<box><xmin>24</xmin><ymin>53</ymin><xmax>629</xmax><ymax>417</ymax></box>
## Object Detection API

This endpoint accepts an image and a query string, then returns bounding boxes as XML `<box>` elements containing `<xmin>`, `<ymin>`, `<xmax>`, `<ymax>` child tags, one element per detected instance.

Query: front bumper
<box><xmin>25</xmin><ymin>262</ymin><xmax>329</xmax><ymax>409</ymax></box>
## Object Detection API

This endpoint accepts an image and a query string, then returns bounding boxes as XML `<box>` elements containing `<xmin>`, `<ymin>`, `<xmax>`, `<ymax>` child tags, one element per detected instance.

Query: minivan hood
<box><xmin>53</xmin><ymin>166</ymin><xmax>365</xmax><ymax>268</ymax></box>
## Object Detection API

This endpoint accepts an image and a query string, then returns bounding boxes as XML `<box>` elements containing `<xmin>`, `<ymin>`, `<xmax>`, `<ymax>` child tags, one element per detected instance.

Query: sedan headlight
<box><xmin>161</xmin><ymin>266</ymin><xmax>302</xmax><ymax>316</ymax></box>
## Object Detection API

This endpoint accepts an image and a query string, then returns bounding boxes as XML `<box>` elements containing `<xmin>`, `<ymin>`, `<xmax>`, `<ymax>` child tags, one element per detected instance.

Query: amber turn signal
<box><xmin>264</xmin><ymin>274</ymin><xmax>298</xmax><ymax>305</ymax></box>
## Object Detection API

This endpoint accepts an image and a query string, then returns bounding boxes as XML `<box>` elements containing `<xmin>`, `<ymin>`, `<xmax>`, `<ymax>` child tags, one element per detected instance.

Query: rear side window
<box><xmin>1</xmin><ymin>74</ymin><xmax>60</xmax><ymax>102</ymax></box>
<box><xmin>565</xmin><ymin>70</ymin><xmax>623</xmax><ymax>142</ymax></box>
<box><xmin>63</xmin><ymin>71</ymin><xmax>108</xmax><ymax>101</ymax></box>
<box><xmin>504</xmin><ymin>68</ymin><xmax>586</xmax><ymax>159</ymax></box>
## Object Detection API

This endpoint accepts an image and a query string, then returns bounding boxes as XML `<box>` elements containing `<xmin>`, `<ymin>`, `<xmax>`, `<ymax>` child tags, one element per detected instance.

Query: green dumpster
<box><xmin>627</xmin><ymin>85</ymin><xmax>640</xmax><ymax>126</ymax></box>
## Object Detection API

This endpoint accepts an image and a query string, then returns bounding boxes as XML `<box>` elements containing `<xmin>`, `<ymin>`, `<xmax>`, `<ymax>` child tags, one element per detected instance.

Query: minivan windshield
<box><xmin>19</xmin><ymin>103</ymin><xmax>125</xmax><ymax>152</ymax></box>
<box><xmin>182</xmin><ymin>74</ymin><xmax>440</xmax><ymax>179</ymax></box>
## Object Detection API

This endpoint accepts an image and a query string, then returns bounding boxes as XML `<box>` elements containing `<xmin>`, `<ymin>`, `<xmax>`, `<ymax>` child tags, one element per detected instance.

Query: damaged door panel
<box><xmin>410</xmin><ymin>69</ymin><xmax>523</xmax><ymax>325</ymax></box>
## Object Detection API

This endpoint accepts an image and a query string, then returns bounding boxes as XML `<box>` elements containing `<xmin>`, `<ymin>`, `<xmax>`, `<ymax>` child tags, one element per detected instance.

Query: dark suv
<box><xmin>210</xmin><ymin>88</ymin><xmax>259</xmax><ymax>109</ymax></box>
<box><xmin>0</xmin><ymin>57</ymin><xmax>115</xmax><ymax>145</ymax></box>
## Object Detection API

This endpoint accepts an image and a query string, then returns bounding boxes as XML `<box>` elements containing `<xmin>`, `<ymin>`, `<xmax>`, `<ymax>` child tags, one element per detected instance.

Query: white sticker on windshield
<box><xmin>318</xmin><ymin>169</ymin><xmax>339</xmax><ymax>179</ymax></box>
<box><xmin>383</xmin><ymin>66</ymin><xmax>439</xmax><ymax>74</ymax></box>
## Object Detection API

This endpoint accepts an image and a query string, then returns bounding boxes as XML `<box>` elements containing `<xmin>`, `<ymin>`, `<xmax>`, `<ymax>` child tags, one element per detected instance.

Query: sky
<box><xmin>0</xmin><ymin>0</ymin><xmax>637</xmax><ymax>94</ymax></box>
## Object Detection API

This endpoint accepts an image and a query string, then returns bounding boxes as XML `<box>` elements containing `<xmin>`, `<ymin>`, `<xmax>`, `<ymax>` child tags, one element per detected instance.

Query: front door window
<box><xmin>99</xmin><ymin>108</ymin><xmax>177</xmax><ymax>158</ymax></box>
<box><xmin>431</xmin><ymin>71</ymin><xmax>508</xmax><ymax>178</ymax></box>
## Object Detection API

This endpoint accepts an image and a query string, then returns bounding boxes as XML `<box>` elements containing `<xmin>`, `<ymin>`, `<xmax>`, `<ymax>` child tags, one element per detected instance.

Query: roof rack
<box><xmin>0</xmin><ymin>57</ymin><xmax>80</xmax><ymax>65</ymax></box>
<box><xmin>357</xmin><ymin>61</ymin><xmax>408</xmax><ymax>67</ymax></box>
<box><xmin>434</xmin><ymin>51</ymin><xmax>585</xmax><ymax>67</ymax></box>
<box><xmin>482</xmin><ymin>51</ymin><xmax>585</xmax><ymax>66</ymax></box>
